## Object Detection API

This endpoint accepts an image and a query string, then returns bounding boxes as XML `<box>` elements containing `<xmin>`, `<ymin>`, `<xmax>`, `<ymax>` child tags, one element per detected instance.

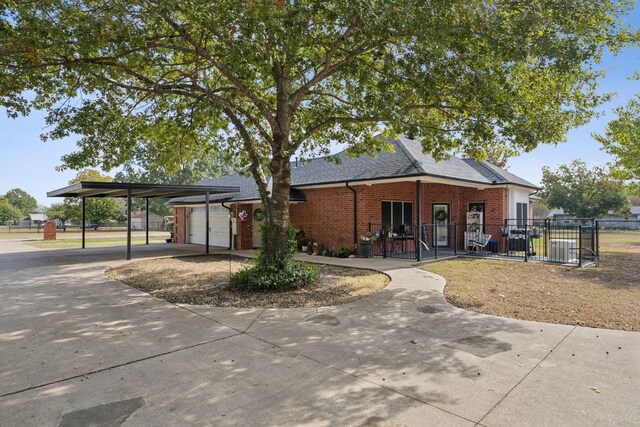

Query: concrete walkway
<box><xmin>0</xmin><ymin>242</ymin><xmax>638</xmax><ymax>426</ymax></box>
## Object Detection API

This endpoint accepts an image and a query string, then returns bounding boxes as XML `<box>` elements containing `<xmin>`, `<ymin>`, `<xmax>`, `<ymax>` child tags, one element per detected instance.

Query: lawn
<box><xmin>27</xmin><ymin>236</ymin><xmax>169</xmax><ymax>249</ymax></box>
<box><xmin>107</xmin><ymin>255</ymin><xmax>390</xmax><ymax>308</ymax></box>
<box><xmin>0</xmin><ymin>225</ymin><xmax>168</xmax><ymax>241</ymax></box>
<box><xmin>423</xmin><ymin>254</ymin><xmax>639</xmax><ymax>331</ymax></box>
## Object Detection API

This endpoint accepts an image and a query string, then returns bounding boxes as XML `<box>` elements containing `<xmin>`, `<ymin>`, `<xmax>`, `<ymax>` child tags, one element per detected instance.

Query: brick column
<box><xmin>43</xmin><ymin>221</ymin><xmax>56</xmax><ymax>240</ymax></box>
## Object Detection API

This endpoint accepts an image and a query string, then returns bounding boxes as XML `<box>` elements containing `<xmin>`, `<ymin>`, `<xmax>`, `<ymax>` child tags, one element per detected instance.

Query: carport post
<box><xmin>126</xmin><ymin>189</ymin><xmax>132</xmax><ymax>260</ymax></box>
<box><xmin>416</xmin><ymin>180</ymin><xmax>422</xmax><ymax>262</ymax></box>
<box><xmin>81</xmin><ymin>197</ymin><xmax>86</xmax><ymax>249</ymax></box>
<box><xmin>145</xmin><ymin>197</ymin><xmax>149</xmax><ymax>245</ymax></box>
<box><xmin>205</xmin><ymin>191</ymin><xmax>210</xmax><ymax>254</ymax></box>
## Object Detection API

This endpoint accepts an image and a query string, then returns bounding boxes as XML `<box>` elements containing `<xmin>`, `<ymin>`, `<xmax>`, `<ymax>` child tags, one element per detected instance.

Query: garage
<box><xmin>188</xmin><ymin>205</ymin><xmax>230</xmax><ymax>248</ymax></box>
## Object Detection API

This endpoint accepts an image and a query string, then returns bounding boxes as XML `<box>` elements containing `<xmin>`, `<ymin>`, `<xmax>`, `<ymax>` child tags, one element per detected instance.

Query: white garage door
<box><xmin>188</xmin><ymin>206</ymin><xmax>230</xmax><ymax>248</ymax></box>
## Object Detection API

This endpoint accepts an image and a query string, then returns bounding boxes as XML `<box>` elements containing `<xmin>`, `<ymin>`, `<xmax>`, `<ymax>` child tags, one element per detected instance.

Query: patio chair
<box><xmin>468</xmin><ymin>233</ymin><xmax>492</xmax><ymax>253</ymax></box>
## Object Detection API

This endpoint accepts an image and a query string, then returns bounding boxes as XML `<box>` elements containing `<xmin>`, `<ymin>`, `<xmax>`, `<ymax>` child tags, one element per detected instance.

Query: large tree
<box><xmin>594</xmin><ymin>92</ymin><xmax>640</xmax><ymax>186</ymax></box>
<box><xmin>62</xmin><ymin>170</ymin><xmax>125</xmax><ymax>224</ymax></box>
<box><xmin>0</xmin><ymin>1</ymin><xmax>633</xmax><ymax>270</ymax></box>
<box><xmin>4</xmin><ymin>188</ymin><xmax>38</xmax><ymax>216</ymax></box>
<box><xmin>541</xmin><ymin>160</ymin><xmax>629</xmax><ymax>219</ymax></box>
<box><xmin>115</xmin><ymin>149</ymin><xmax>232</xmax><ymax>216</ymax></box>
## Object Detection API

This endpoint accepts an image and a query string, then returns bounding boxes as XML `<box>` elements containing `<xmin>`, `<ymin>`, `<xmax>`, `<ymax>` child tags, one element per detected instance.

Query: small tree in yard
<box><xmin>0</xmin><ymin>199</ymin><xmax>24</xmax><ymax>224</ymax></box>
<box><xmin>4</xmin><ymin>188</ymin><xmax>37</xmax><ymax>216</ymax></box>
<box><xmin>541</xmin><ymin>160</ymin><xmax>629</xmax><ymax>219</ymax></box>
<box><xmin>0</xmin><ymin>1</ymin><xmax>633</xmax><ymax>286</ymax></box>
<box><xmin>59</xmin><ymin>170</ymin><xmax>125</xmax><ymax>224</ymax></box>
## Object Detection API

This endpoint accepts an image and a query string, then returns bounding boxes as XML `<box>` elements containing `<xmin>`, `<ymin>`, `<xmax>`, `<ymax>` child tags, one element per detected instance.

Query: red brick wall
<box><xmin>173</xmin><ymin>207</ymin><xmax>187</xmax><ymax>243</ymax></box>
<box><xmin>290</xmin><ymin>187</ymin><xmax>355</xmax><ymax>249</ymax></box>
<box><xmin>290</xmin><ymin>182</ymin><xmax>509</xmax><ymax>250</ymax></box>
<box><xmin>177</xmin><ymin>182</ymin><xmax>511</xmax><ymax>252</ymax></box>
<box><xmin>232</xmin><ymin>203</ymin><xmax>254</xmax><ymax>250</ymax></box>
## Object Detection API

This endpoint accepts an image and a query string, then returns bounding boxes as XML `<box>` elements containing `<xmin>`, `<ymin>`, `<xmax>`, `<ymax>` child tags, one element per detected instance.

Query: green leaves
<box><xmin>4</xmin><ymin>188</ymin><xmax>37</xmax><ymax>215</ymax></box>
<box><xmin>2</xmin><ymin>0</ymin><xmax>633</xmax><ymax>169</ymax></box>
<box><xmin>595</xmin><ymin>94</ymin><xmax>640</xmax><ymax>184</ymax></box>
<box><xmin>541</xmin><ymin>160</ymin><xmax>630</xmax><ymax>218</ymax></box>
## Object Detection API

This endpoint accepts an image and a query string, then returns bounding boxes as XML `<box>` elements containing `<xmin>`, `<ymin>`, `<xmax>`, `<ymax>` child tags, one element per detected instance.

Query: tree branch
<box><xmin>153</xmin><ymin>7</ymin><xmax>278</xmax><ymax>132</ymax></box>
<box><xmin>224</xmin><ymin>108</ymin><xmax>270</xmax><ymax>202</ymax></box>
<box><xmin>293</xmin><ymin>116</ymin><xmax>378</xmax><ymax>148</ymax></box>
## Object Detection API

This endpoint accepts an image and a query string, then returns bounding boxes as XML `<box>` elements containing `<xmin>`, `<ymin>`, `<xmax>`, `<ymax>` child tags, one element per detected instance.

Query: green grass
<box><xmin>27</xmin><ymin>236</ymin><xmax>169</xmax><ymax>249</ymax></box>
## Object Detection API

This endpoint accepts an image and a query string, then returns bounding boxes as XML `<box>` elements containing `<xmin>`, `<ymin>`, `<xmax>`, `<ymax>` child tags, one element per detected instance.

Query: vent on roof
<box><xmin>406</xmin><ymin>133</ymin><xmax>415</xmax><ymax>140</ymax></box>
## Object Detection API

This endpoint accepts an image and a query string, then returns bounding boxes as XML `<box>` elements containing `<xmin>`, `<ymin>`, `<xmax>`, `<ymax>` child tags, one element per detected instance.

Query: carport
<box><xmin>47</xmin><ymin>182</ymin><xmax>239</xmax><ymax>260</ymax></box>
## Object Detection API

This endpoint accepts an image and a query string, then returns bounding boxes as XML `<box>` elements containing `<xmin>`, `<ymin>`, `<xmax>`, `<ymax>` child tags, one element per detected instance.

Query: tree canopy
<box><xmin>541</xmin><ymin>160</ymin><xmax>629</xmax><ymax>219</ymax></box>
<box><xmin>61</xmin><ymin>170</ymin><xmax>125</xmax><ymax>223</ymax></box>
<box><xmin>594</xmin><ymin>92</ymin><xmax>640</xmax><ymax>187</ymax></box>
<box><xmin>0</xmin><ymin>199</ymin><xmax>24</xmax><ymax>223</ymax></box>
<box><xmin>114</xmin><ymin>150</ymin><xmax>232</xmax><ymax>216</ymax></box>
<box><xmin>4</xmin><ymin>188</ymin><xmax>37</xmax><ymax>215</ymax></box>
<box><xmin>1</xmin><ymin>0</ymin><xmax>634</xmax><ymax>267</ymax></box>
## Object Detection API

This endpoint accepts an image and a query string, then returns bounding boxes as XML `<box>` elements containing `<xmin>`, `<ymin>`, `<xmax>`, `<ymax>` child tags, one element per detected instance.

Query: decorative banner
<box><xmin>239</xmin><ymin>210</ymin><xmax>248</xmax><ymax>222</ymax></box>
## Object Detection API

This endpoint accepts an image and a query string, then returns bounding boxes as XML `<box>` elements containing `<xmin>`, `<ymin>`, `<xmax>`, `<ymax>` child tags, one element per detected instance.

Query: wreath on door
<box><xmin>434</xmin><ymin>210</ymin><xmax>448</xmax><ymax>222</ymax></box>
<box><xmin>253</xmin><ymin>208</ymin><xmax>265</xmax><ymax>222</ymax></box>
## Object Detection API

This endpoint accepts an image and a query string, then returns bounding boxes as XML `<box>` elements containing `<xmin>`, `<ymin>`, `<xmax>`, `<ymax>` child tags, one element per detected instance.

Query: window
<box><xmin>517</xmin><ymin>202</ymin><xmax>528</xmax><ymax>227</ymax></box>
<box><xmin>382</xmin><ymin>201</ymin><xmax>413</xmax><ymax>233</ymax></box>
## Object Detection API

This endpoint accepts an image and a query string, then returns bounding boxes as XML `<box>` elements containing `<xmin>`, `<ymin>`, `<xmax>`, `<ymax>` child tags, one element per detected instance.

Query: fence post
<box><xmin>595</xmin><ymin>220</ymin><xmax>600</xmax><ymax>261</ymax></box>
<box><xmin>524</xmin><ymin>221</ymin><xmax>528</xmax><ymax>262</ymax></box>
<box><xmin>544</xmin><ymin>219</ymin><xmax>549</xmax><ymax>258</ymax></box>
<box><xmin>434</xmin><ymin>224</ymin><xmax>439</xmax><ymax>259</ymax></box>
<box><xmin>453</xmin><ymin>223</ymin><xmax>457</xmax><ymax>256</ymax></box>
<box><xmin>383</xmin><ymin>230</ymin><xmax>387</xmax><ymax>258</ymax></box>
<box><xmin>578</xmin><ymin>225</ymin><xmax>583</xmax><ymax>267</ymax></box>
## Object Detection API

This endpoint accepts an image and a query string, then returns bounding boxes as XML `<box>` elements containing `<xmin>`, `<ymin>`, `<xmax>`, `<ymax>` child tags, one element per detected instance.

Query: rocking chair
<box><xmin>468</xmin><ymin>233</ymin><xmax>492</xmax><ymax>253</ymax></box>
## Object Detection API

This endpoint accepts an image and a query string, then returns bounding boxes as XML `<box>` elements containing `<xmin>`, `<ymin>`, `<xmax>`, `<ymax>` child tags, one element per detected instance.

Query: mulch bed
<box><xmin>106</xmin><ymin>254</ymin><xmax>389</xmax><ymax>308</ymax></box>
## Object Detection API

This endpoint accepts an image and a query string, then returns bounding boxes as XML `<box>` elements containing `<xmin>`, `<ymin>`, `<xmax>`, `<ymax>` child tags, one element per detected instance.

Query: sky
<box><xmin>1</xmin><ymin>5</ymin><xmax>639</xmax><ymax>207</ymax></box>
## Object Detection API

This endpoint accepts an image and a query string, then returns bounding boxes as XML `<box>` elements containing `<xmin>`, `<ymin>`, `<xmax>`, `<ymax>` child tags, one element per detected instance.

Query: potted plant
<box><xmin>165</xmin><ymin>221</ymin><xmax>174</xmax><ymax>243</ymax></box>
<box><xmin>359</xmin><ymin>232</ymin><xmax>375</xmax><ymax>258</ymax></box>
<box><xmin>311</xmin><ymin>241</ymin><xmax>321</xmax><ymax>255</ymax></box>
<box><xmin>299</xmin><ymin>237</ymin><xmax>310</xmax><ymax>253</ymax></box>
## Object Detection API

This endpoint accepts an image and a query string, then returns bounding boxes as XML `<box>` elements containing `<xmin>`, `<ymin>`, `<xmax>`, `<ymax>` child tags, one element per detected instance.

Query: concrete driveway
<box><xmin>0</xmin><ymin>241</ymin><xmax>638</xmax><ymax>426</ymax></box>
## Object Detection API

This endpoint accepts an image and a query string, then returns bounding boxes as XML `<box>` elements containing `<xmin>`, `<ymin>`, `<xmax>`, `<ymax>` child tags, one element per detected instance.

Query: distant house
<box><xmin>17</xmin><ymin>213</ymin><xmax>47</xmax><ymax>227</ymax></box>
<box><xmin>130</xmin><ymin>211</ymin><xmax>165</xmax><ymax>231</ymax></box>
<box><xmin>548</xmin><ymin>207</ymin><xmax>640</xmax><ymax>229</ymax></box>
<box><xmin>169</xmin><ymin>135</ymin><xmax>538</xmax><ymax>254</ymax></box>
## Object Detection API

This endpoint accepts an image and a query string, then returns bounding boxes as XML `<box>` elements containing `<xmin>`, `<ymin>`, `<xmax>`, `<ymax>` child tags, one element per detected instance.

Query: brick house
<box><xmin>169</xmin><ymin>135</ymin><xmax>538</xmax><ymax>259</ymax></box>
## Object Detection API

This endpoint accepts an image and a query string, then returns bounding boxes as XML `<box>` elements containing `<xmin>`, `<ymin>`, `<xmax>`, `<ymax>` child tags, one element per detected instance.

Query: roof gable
<box><xmin>169</xmin><ymin>135</ymin><xmax>538</xmax><ymax>205</ymax></box>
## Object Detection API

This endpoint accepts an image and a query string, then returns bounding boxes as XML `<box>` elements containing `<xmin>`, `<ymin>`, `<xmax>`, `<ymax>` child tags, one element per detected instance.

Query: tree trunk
<box><xmin>259</xmin><ymin>155</ymin><xmax>292</xmax><ymax>268</ymax></box>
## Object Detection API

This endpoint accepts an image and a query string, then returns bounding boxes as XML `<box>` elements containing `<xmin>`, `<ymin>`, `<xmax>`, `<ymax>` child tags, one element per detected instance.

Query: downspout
<box><xmin>221</xmin><ymin>202</ymin><xmax>233</xmax><ymax>250</ymax></box>
<box><xmin>346</xmin><ymin>182</ymin><xmax>357</xmax><ymax>249</ymax></box>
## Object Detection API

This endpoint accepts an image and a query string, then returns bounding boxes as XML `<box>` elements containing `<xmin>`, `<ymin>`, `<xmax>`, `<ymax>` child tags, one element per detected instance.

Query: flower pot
<box><xmin>359</xmin><ymin>243</ymin><xmax>372</xmax><ymax>258</ymax></box>
<box><xmin>301</xmin><ymin>245</ymin><xmax>309</xmax><ymax>252</ymax></box>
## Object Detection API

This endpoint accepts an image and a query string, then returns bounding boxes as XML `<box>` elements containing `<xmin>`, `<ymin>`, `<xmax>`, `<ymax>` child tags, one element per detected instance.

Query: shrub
<box><xmin>230</xmin><ymin>259</ymin><xmax>319</xmax><ymax>291</ymax></box>
<box><xmin>231</xmin><ymin>223</ymin><xmax>320</xmax><ymax>290</ymax></box>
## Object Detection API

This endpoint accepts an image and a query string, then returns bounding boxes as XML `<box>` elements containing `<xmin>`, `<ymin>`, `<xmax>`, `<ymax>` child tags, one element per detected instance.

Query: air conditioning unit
<box><xmin>550</xmin><ymin>239</ymin><xmax>577</xmax><ymax>263</ymax></box>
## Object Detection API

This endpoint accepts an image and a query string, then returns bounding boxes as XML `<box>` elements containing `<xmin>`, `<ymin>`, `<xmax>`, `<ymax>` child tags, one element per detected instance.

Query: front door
<box><xmin>432</xmin><ymin>203</ymin><xmax>450</xmax><ymax>247</ymax></box>
<box><xmin>252</xmin><ymin>204</ymin><xmax>263</xmax><ymax>248</ymax></box>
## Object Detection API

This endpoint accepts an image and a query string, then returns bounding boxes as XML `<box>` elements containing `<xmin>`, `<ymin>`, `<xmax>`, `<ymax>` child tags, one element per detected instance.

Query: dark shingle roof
<box><xmin>168</xmin><ymin>135</ymin><xmax>538</xmax><ymax>205</ymax></box>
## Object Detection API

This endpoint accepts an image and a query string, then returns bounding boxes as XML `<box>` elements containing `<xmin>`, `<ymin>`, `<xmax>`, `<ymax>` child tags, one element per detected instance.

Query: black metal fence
<box><xmin>364</xmin><ymin>218</ymin><xmax>640</xmax><ymax>267</ymax></box>
<box><xmin>595</xmin><ymin>219</ymin><xmax>640</xmax><ymax>265</ymax></box>
<box><xmin>367</xmin><ymin>223</ymin><xmax>459</xmax><ymax>260</ymax></box>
